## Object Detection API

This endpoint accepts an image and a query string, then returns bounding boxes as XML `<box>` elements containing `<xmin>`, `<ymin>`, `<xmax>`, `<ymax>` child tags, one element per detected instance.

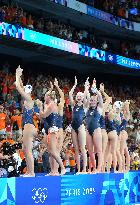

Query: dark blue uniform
<box><xmin>106</xmin><ymin>119</ymin><xmax>117</xmax><ymax>134</ymax></box>
<box><xmin>114</xmin><ymin>120</ymin><xmax>121</xmax><ymax>135</ymax></box>
<box><xmin>86</xmin><ymin>107</ymin><xmax>101</xmax><ymax>136</ymax></box>
<box><xmin>71</xmin><ymin>104</ymin><xmax>85</xmax><ymax>133</ymax></box>
<box><xmin>57</xmin><ymin>115</ymin><xmax>63</xmax><ymax>129</ymax></box>
<box><xmin>100</xmin><ymin>115</ymin><xmax>106</xmax><ymax>130</ymax></box>
<box><xmin>120</xmin><ymin>119</ymin><xmax>128</xmax><ymax>132</ymax></box>
<box><xmin>22</xmin><ymin>107</ymin><xmax>34</xmax><ymax>127</ymax></box>
<box><xmin>45</xmin><ymin>113</ymin><xmax>59</xmax><ymax>129</ymax></box>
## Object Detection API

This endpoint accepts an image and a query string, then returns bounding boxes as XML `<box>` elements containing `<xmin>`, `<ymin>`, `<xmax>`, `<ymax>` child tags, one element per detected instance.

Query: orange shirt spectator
<box><xmin>118</xmin><ymin>7</ymin><xmax>125</xmax><ymax>17</ymax></box>
<box><xmin>1</xmin><ymin>132</ymin><xmax>15</xmax><ymax>145</ymax></box>
<box><xmin>19</xmin><ymin>150</ymin><xmax>25</xmax><ymax>160</ymax></box>
<box><xmin>33</xmin><ymin>114</ymin><xmax>39</xmax><ymax>130</ymax></box>
<box><xmin>69</xmin><ymin>157</ymin><xmax>75</xmax><ymax>167</ymax></box>
<box><xmin>0</xmin><ymin>111</ymin><xmax>6</xmax><ymax>130</ymax></box>
<box><xmin>2</xmin><ymin>138</ymin><xmax>15</xmax><ymax>145</ymax></box>
<box><xmin>11</xmin><ymin>115</ymin><xmax>22</xmax><ymax>129</ymax></box>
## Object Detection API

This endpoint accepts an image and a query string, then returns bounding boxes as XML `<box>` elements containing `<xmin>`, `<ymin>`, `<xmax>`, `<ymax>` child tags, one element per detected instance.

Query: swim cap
<box><xmin>24</xmin><ymin>85</ymin><xmax>32</xmax><ymax>94</ymax></box>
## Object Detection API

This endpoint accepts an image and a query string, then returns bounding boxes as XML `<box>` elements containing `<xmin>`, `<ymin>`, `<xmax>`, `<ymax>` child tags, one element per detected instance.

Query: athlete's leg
<box><xmin>78</xmin><ymin>124</ymin><xmax>87</xmax><ymax>172</ymax></box>
<box><xmin>71</xmin><ymin>128</ymin><xmax>80</xmax><ymax>172</ymax></box>
<box><xmin>108</xmin><ymin>131</ymin><xmax>117</xmax><ymax>172</ymax></box>
<box><xmin>93</xmin><ymin>128</ymin><xmax>103</xmax><ymax>172</ymax></box>
<box><xmin>102</xmin><ymin>129</ymin><xmax>108</xmax><ymax>172</ymax></box>
<box><xmin>86</xmin><ymin>130</ymin><xmax>96</xmax><ymax>171</ymax></box>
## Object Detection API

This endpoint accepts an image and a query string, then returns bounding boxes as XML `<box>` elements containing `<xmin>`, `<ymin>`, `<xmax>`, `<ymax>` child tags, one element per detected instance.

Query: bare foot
<box><xmin>80</xmin><ymin>171</ymin><xmax>87</xmax><ymax>174</ymax></box>
<box><xmin>61</xmin><ymin>169</ymin><xmax>66</xmax><ymax>175</ymax></box>
<box><xmin>54</xmin><ymin>172</ymin><xmax>60</xmax><ymax>176</ymax></box>
<box><xmin>76</xmin><ymin>172</ymin><xmax>81</xmax><ymax>175</ymax></box>
<box><xmin>23</xmin><ymin>174</ymin><xmax>35</xmax><ymax>177</ymax></box>
<box><xmin>45</xmin><ymin>172</ymin><xmax>56</xmax><ymax>176</ymax></box>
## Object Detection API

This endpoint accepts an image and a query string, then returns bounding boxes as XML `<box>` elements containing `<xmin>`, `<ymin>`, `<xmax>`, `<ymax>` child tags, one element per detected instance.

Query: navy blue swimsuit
<box><xmin>114</xmin><ymin>120</ymin><xmax>121</xmax><ymax>135</ymax></box>
<box><xmin>106</xmin><ymin>119</ymin><xmax>117</xmax><ymax>134</ymax></box>
<box><xmin>71</xmin><ymin>104</ymin><xmax>85</xmax><ymax>133</ymax></box>
<box><xmin>57</xmin><ymin>115</ymin><xmax>63</xmax><ymax>129</ymax></box>
<box><xmin>100</xmin><ymin>115</ymin><xmax>106</xmax><ymax>130</ymax></box>
<box><xmin>44</xmin><ymin>113</ymin><xmax>63</xmax><ymax>134</ymax></box>
<box><xmin>86</xmin><ymin>107</ymin><xmax>101</xmax><ymax>136</ymax></box>
<box><xmin>120</xmin><ymin>119</ymin><xmax>128</xmax><ymax>132</ymax></box>
<box><xmin>45</xmin><ymin>113</ymin><xmax>59</xmax><ymax>129</ymax></box>
<box><xmin>22</xmin><ymin>107</ymin><xmax>34</xmax><ymax>127</ymax></box>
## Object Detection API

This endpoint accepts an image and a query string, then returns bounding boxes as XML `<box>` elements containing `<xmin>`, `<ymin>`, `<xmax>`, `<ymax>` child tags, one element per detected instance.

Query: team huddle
<box><xmin>16</xmin><ymin>66</ymin><xmax>130</xmax><ymax>177</ymax></box>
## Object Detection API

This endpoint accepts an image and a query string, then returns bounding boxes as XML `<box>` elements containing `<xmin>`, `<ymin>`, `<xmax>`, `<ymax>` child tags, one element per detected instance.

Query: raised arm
<box><xmin>83</xmin><ymin>77</ymin><xmax>90</xmax><ymax>108</ymax></box>
<box><xmin>69</xmin><ymin>76</ymin><xmax>77</xmax><ymax>107</ymax></box>
<box><xmin>15</xmin><ymin>65</ymin><xmax>31</xmax><ymax>102</ymax></box>
<box><xmin>54</xmin><ymin>78</ymin><xmax>64</xmax><ymax>105</ymax></box>
<box><xmin>96</xmin><ymin>89</ymin><xmax>103</xmax><ymax>109</ymax></box>
<box><xmin>123</xmin><ymin>100</ymin><xmax>130</xmax><ymax>121</ymax></box>
<box><xmin>91</xmin><ymin>79</ymin><xmax>103</xmax><ymax>109</ymax></box>
<box><xmin>99</xmin><ymin>83</ymin><xmax>110</xmax><ymax>101</ymax></box>
<box><xmin>100</xmin><ymin>83</ymin><xmax>112</xmax><ymax>110</ymax></box>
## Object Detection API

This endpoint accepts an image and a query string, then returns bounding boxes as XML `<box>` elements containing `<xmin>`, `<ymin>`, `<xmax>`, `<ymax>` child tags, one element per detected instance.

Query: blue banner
<box><xmin>16</xmin><ymin>176</ymin><xmax>61</xmax><ymax>205</ymax></box>
<box><xmin>117</xmin><ymin>55</ymin><xmax>140</xmax><ymax>69</ymax></box>
<box><xmin>105</xmin><ymin>52</ymin><xmax>117</xmax><ymax>64</ymax></box>
<box><xmin>0</xmin><ymin>172</ymin><xmax>140</xmax><ymax>205</ymax></box>
<box><xmin>87</xmin><ymin>6</ymin><xmax>134</xmax><ymax>31</ymax></box>
<box><xmin>0</xmin><ymin>22</ymin><xmax>140</xmax><ymax>70</ymax></box>
<box><xmin>79</xmin><ymin>44</ymin><xmax>105</xmax><ymax>61</ymax></box>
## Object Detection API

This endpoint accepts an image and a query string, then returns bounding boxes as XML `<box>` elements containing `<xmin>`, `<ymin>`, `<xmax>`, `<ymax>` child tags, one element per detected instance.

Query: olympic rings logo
<box><xmin>32</xmin><ymin>188</ymin><xmax>48</xmax><ymax>204</ymax></box>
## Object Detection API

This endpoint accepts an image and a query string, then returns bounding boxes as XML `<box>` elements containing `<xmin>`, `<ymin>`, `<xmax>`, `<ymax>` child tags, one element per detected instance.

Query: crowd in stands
<box><xmin>0</xmin><ymin>2</ymin><xmax>140</xmax><ymax>59</ymax></box>
<box><xmin>78</xmin><ymin>0</ymin><xmax>140</xmax><ymax>22</ymax></box>
<box><xmin>0</xmin><ymin>63</ymin><xmax>140</xmax><ymax>175</ymax></box>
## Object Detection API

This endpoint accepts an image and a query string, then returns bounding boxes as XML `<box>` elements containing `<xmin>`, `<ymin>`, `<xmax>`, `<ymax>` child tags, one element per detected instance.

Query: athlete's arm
<box><xmin>69</xmin><ymin>76</ymin><xmax>77</xmax><ymax>107</ymax></box>
<box><xmin>83</xmin><ymin>77</ymin><xmax>90</xmax><ymax>108</ymax></box>
<box><xmin>124</xmin><ymin>100</ymin><xmax>130</xmax><ymax>121</ymax></box>
<box><xmin>54</xmin><ymin>78</ymin><xmax>65</xmax><ymax>106</ymax></box>
<box><xmin>97</xmin><ymin>89</ymin><xmax>103</xmax><ymax>109</ymax></box>
<box><xmin>15</xmin><ymin>65</ymin><xmax>31</xmax><ymax>102</ymax></box>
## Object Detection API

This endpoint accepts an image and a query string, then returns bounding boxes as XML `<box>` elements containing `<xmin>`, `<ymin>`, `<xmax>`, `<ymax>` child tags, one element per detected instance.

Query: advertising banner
<box><xmin>16</xmin><ymin>176</ymin><xmax>61</xmax><ymax>205</ymax></box>
<box><xmin>0</xmin><ymin>22</ymin><xmax>140</xmax><ymax>70</ymax></box>
<box><xmin>67</xmin><ymin>0</ymin><xmax>87</xmax><ymax>13</ymax></box>
<box><xmin>0</xmin><ymin>172</ymin><xmax>140</xmax><ymax>204</ymax></box>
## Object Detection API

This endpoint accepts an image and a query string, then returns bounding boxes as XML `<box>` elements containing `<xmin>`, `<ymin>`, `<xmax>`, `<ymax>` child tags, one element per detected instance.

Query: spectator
<box><xmin>0</xmin><ymin>105</ymin><xmax>7</xmax><ymax>139</ymax></box>
<box><xmin>131</xmin><ymin>156</ymin><xmax>140</xmax><ymax>170</ymax></box>
<box><xmin>11</xmin><ymin>109</ymin><xmax>22</xmax><ymax>141</ymax></box>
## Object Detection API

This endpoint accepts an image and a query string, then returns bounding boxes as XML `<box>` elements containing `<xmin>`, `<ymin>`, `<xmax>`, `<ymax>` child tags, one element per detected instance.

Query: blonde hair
<box><xmin>45</xmin><ymin>90</ymin><xmax>56</xmax><ymax>101</ymax></box>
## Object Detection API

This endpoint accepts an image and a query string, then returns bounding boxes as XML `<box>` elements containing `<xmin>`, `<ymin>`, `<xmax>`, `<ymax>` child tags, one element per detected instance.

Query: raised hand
<box><xmin>92</xmin><ymin>78</ymin><xmax>96</xmax><ymax>88</ymax></box>
<box><xmin>54</xmin><ymin>78</ymin><xmax>59</xmax><ymax>87</ymax></box>
<box><xmin>85</xmin><ymin>77</ymin><xmax>90</xmax><ymax>88</ymax></box>
<box><xmin>100</xmin><ymin>83</ymin><xmax>104</xmax><ymax>92</ymax></box>
<box><xmin>124</xmin><ymin>100</ymin><xmax>130</xmax><ymax>106</ymax></box>
<box><xmin>50</xmin><ymin>81</ymin><xmax>53</xmax><ymax>90</ymax></box>
<box><xmin>74</xmin><ymin>76</ymin><xmax>77</xmax><ymax>86</ymax></box>
<box><xmin>16</xmin><ymin>65</ymin><xmax>23</xmax><ymax>77</ymax></box>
